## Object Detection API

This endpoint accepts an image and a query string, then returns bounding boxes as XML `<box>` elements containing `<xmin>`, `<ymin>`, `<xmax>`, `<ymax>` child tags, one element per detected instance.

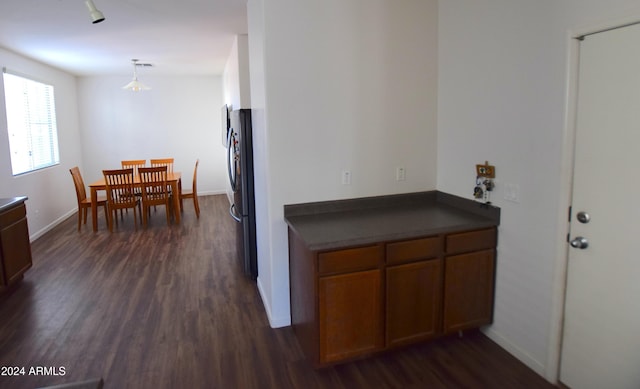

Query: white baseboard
<box><xmin>198</xmin><ymin>190</ymin><xmax>227</xmax><ymax>196</ymax></box>
<box><xmin>30</xmin><ymin>209</ymin><xmax>75</xmax><ymax>241</ymax></box>
<box><xmin>256</xmin><ymin>276</ymin><xmax>291</xmax><ymax>328</ymax></box>
<box><xmin>482</xmin><ymin>327</ymin><xmax>547</xmax><ymax>379</ymax></box>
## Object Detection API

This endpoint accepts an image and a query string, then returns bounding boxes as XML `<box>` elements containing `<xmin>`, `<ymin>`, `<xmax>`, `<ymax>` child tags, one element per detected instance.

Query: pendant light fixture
<box><xmin>123</xmin><ymin>59</ymin><xmax>152</xmax><ymax>92</ymax></box>
<box><xmin>85</xmin><ymin>0</ymin><xmax>105</xmax><ymax>24</ymax></box>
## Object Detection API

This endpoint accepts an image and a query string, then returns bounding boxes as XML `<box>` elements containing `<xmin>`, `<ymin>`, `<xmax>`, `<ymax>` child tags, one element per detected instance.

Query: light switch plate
<box><xmin>504</xmin><ymin>183</ymin><xmax>520</xmax><ymax>203</ymax></box>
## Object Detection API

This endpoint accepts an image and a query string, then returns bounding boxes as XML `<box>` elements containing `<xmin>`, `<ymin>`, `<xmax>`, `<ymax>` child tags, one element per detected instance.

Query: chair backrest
<box><xmin>103</xmin><ymin>168</ymin><xmax>136</xmax><ymax>206</ymax></box>
<box><xmin>150</xmin><ymin>158</ymin><xmax>174</xmax><ymax>173</ymax></box>
<box><xmin>138</xmin><ymin>166</ymin><xmax>169</xmax><ymax>202</ymax></box>
<box><xmin>192</xmin><ymin>159</ymin><xmax>199</xmax><ymax>194</ymax></box>
<box><xmin>69</xmin><ymin>166</ymin><xmax>87</xmax><ymax>204</ymax></box>
<box><xmin>121</xmin><ymin>160</ymin><xmax>146</xmax><ymax>176</ymax></box>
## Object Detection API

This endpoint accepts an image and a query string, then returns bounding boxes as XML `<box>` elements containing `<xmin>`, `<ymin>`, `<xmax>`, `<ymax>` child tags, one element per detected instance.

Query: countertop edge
<box><xmin>0</xmin><ymin>197</ymin><xmax>28</xmax><ymax>213</ymax></box>
<box><xmin>288</xmin><ymin>221</ymin><xmax>498</xmax><ymax>252</ymax></box>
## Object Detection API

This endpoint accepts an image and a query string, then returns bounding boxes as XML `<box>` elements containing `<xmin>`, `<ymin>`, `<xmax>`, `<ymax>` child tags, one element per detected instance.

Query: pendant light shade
<box><xmin>123</xmin><ymin>59</ymin><xmax>151</xmax><ymax>92</ymax></box>
<box><xmin>122</xmin><ymin>79</ymin><xmax>151</xmax><ymax>92</ymax></box>
<box><xmin>85</xmin><ymin>0</ymin><xmax>105</xmax><ymax>24</ymax></box>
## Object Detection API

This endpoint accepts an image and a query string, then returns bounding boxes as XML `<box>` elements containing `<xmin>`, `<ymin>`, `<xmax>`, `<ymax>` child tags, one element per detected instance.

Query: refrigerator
<box><xmin>227</xmin><ymin>109</ymin><xmax>258</xmax><ymax>279</ymax></box>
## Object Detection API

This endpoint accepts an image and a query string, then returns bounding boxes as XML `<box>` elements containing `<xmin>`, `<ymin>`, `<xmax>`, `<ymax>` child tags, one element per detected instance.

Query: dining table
<box><xmin>88</xmin><ymin>171</ymin><xmax>182</xmax><ymax>232</ymax></box>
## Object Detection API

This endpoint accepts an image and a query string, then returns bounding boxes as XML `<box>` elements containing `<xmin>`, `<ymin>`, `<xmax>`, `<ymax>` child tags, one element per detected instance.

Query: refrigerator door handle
<box><xmin>229</xmin><ymin>204</ymin><xmax>242</xmax><ymax>222</ymax></box>
<box><xmin>226</xmin><ymin>128</ymin><xmax>237</xmax><ymax>191</ymax></box>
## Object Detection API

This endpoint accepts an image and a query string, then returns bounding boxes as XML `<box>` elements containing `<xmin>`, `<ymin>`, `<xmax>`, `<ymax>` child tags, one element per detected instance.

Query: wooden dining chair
<box><xmin>121</xmin><ymin>160</ymin><xmax>146</xmax><ymax>201</ymax></box>
<box><xmin>102</xmin><ymin>168</ymin><xmax>141</xmax><ymax>232</ymax></box>
<box><xmin>179</xmin><ymin>159</ymin><xmax>200</xmax><ymax>218</ymax></box>
<box><xmin>150</xmin><ymin>158</ymin><xmax>174</xmax><ymax>173</ymax></box>
<box><xmin>150</xmin><ymin>158</ymin><xmax>175</xmax><ymax>210</ymax></box>
<box><xmin>121</xmin><ymin>159</ymin><xmax>146</xmax><ymax>175</ymax></box>
<box><xmin>69</xmin><ymin>166</ymin><xmax>109</xmax><ymax>231</ymax></box>
<box><xmin>138</xmin><ymin>166</ymin><xmax>172</xmax><ymax>227</ymax></box>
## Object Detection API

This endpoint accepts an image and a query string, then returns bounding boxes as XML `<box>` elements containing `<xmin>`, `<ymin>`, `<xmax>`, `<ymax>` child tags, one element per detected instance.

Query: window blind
<box><xmin>2</xmin><ymin>68</ymin><xmax>60</xmax><ymax>176</ymax></box>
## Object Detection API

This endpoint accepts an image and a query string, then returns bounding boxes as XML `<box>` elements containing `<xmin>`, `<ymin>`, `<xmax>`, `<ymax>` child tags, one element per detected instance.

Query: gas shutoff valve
<box><xmin>474</xmin><ymin>161</ymin><xmax>495</xmax><ymax>204</ymax></box>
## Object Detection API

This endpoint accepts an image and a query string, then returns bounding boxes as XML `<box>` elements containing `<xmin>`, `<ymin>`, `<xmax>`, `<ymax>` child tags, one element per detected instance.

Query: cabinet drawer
<box><xmin>386</xmin><ymin>236</ymin><xmax>441</xmax><ymax>265</ymax></box>
<box><xmin>445</xmin><ymin>228</ymin><xmax>496</xmax><ymax>255</ymax></box>
<box><xmin>318</xmin><ymin>245</ymin><xmax>382</xmax><ymax>275</ymax></box>
<box><xmin>0</xmin><ymin>204</ymin><xmax>26</xmax><ymax>228</ymax></box>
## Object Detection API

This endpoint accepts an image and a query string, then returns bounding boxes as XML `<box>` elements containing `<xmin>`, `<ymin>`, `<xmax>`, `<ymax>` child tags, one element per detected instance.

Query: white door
<box><xmin>560</xmin><ymin>23</ymin><xmax>640</xmax><ymax>388</ymax></box>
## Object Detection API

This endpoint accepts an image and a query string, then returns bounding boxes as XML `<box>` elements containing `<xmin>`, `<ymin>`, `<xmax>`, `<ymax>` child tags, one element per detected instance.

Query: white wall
<box><xmin>0</xmin><ymin>48</ymin><xmax>83</xmax><ymax>239</ymax></box>
<box><xmin>437</xmin><ymin>0</ymin><xmax>563</xmax><ymax>377</ymax></box>
<box><xmin>247</xmin><ymin>0</ymin><xmax>274</xmax><ymax>322</ymax></box>
<box><xmin>76</xmin><ymin>75</ymin><xmax>226</xmax><ymax>195</ymax></box>
<box><xmin>247</xmin><ymin>0</ymin><xmax>438</xmax><ymax>327</ymax></box>
<box><xmin>223</xmin><ymin>35</ymin><xmax>252</xmax><ymax>111</ymax></box>
<box><xmin>437</xmin><ymin>0</ymin><xmax>640</xmax><ymax>381</ymax></box>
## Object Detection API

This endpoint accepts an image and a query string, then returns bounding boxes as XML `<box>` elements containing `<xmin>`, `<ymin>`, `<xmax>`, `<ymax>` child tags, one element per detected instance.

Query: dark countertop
<box><xmin>285</xmin><ymin>191</ymin><xmax>500</xmax><ymax>251</ymax></box>
<box><xmin>0</xmin><ymin>197</ymin><xmax>28</xmax><ymax>213</ymax></box>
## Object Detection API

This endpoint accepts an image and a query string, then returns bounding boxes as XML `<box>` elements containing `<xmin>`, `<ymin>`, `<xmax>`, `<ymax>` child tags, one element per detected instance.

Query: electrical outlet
<box><xmin>396</xmin><ymin>167</ymin><xmax>406</xmax><ymax>181</ymax></box>
<box><xmin>341</xmin><ymin>170</ymin><xmax>351</xmax><ymax>185</ymax></box>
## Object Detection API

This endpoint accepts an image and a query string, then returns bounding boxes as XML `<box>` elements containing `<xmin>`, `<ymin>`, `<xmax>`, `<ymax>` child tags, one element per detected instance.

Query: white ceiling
<box><xmin>0</xmin><ymin>0</ymin><xmax>249</xmax><ymax>77</ymax></box>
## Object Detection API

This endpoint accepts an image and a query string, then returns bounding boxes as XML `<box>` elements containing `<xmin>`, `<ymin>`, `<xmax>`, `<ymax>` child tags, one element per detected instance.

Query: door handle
<box><xmin>227</xmin><ymin>128</ymin><xmax>237</xmax><ymax>191</ymax></box>
<box><xmin>570</xmin><ymin>236</ymin><xmax>589</xmax><ymax>249</ymax></box>
<box><xmin>229</xmin><ymin>204</ymin><xmax>241</xmax><ymax>223</ymax></box>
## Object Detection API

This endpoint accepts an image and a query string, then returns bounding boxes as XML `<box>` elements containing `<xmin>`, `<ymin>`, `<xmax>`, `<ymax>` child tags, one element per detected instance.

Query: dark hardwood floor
<box><xmin>0</xmin><ymin>195</ymin><xmax>556</xmax><ymax>389</ymax></box>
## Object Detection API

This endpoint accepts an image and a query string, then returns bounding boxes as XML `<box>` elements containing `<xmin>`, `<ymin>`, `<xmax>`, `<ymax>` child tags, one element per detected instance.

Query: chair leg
<box><xmin>134</xmin><ymin>202</ymin><xmax>141</xmax><ymax>230</ymax></box>
<box><xmin>193</xmin><ymin>196</ymin><xmax>200</xmax><ymax>218</ymax></box>
<box><xmin>107</xmin><ymin>209</ymin><xmax>114</xmax><ymax>233</ymax></box>
<box><xmin>178</xmin><ymin>179</ymin><xmax>184</xmax><ymax>212</ymax></box>
<box><xmin>142</xmin><ymin>204</ymin><xmax>148</xmax><ymax>228</ymax></box>
<box><xmin>102</xmin><ymin>204</ymin><xmax>109</xmax><ymax>228</ymax></box>
<box><xmin>77</xmin><ymin>208</ymin><xmax>83</xmax><ymax>231</ymax></box>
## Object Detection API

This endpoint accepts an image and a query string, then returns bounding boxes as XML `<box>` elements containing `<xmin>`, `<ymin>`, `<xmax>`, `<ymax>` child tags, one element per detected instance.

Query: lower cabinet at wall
<box><xmin>0</xmin><ymin>199</ymin><xmax>33</xmax><ymax>293</ymax></box>
<box><xmin>443</xmin><ymin>228</ymin><xmax>497</xmax><ymax>334</ymax></box>
<box><xmin>289</xmin><ymin>227</ymin><xmax>497</xmax><ymax>367</ymax></box>
<box><xmin>443</xmin><ymin>249</ymin><xmax>496</xmax><ymax>334</ymax></box>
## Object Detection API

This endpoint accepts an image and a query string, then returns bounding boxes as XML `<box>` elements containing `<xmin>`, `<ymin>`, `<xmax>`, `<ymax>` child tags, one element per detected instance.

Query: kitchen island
<box><xmin>285</xmin><ymin>191</ymin><xmax>500</xmax><ymax>367</ymax></box>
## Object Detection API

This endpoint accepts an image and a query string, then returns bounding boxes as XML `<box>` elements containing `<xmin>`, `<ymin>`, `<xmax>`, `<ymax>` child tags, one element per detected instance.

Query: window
<box><xmin>2</xmin><ymin>69</ymin><xmax>60</xmax><ymax>176</ymax></box>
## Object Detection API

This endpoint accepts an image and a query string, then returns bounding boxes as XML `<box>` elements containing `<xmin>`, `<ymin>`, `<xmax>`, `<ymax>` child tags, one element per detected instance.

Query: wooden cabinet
<box><xmin>316</xmin><ymin>245</ymin><xmax>384</xmax><ymax>363</ymax></box>
<box><xmin>443</xmin><ymin>228</ymin><xmax>497</xmax><ymax>333</ymax></box>
<box><xmin>0</xmin><ymin>199</ymin><xmax>33</xmax><ymax>292</ymax></box>
<box><xmin>289</xmin><ymin>226</ymin><xmax>497</xmax><ymax>367</ymax></box>
<box><xmin>385</xmin><ymin>236</ymin><xmax>443</xmax><ymax>347</ymax></box>
<box><xmin>386</xmin><ymin>259</ymin><xmax>442</xmax><ymax>347</ymax></box>
<box><xmin>319</xmin><ymin>269</ymin><xmax>383</xmax><ymax>362</ymax></box>
<box><xmin>443</xmin><ymin>249</ymin><xmax>495</xmax><ymax>333</ymax></box>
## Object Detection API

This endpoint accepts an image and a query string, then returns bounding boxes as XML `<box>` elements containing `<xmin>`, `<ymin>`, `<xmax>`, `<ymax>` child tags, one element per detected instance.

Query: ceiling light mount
<box><xmin>85</xmin><ymin>0</ymin><xmax>105</xmax><ymax>24</ymax></box>
<box><xmin>123</xmin><ymin>59</ymin><xmax>152</xmax><ymax>92</ymax></box>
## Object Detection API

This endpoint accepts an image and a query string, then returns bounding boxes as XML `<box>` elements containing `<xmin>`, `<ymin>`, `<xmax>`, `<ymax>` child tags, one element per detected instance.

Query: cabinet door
<box><xmin>443</xmin><ymin>249</ymin><xmax>495</xmax><ymax>333</ymax></box>
<box><xmin>318</xmin><ymin>269</ymin><xmax>383</xmax><ymax>363</ymax></box>
<box><xmin>386</xmin><ymin>258</ymin><xmax>442</xmax><ymax>347</ymax></box>
<box><xmin>0</xmin><ymin>218</ymin><xmax>33</xmax><ymax>285</ymax></box>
